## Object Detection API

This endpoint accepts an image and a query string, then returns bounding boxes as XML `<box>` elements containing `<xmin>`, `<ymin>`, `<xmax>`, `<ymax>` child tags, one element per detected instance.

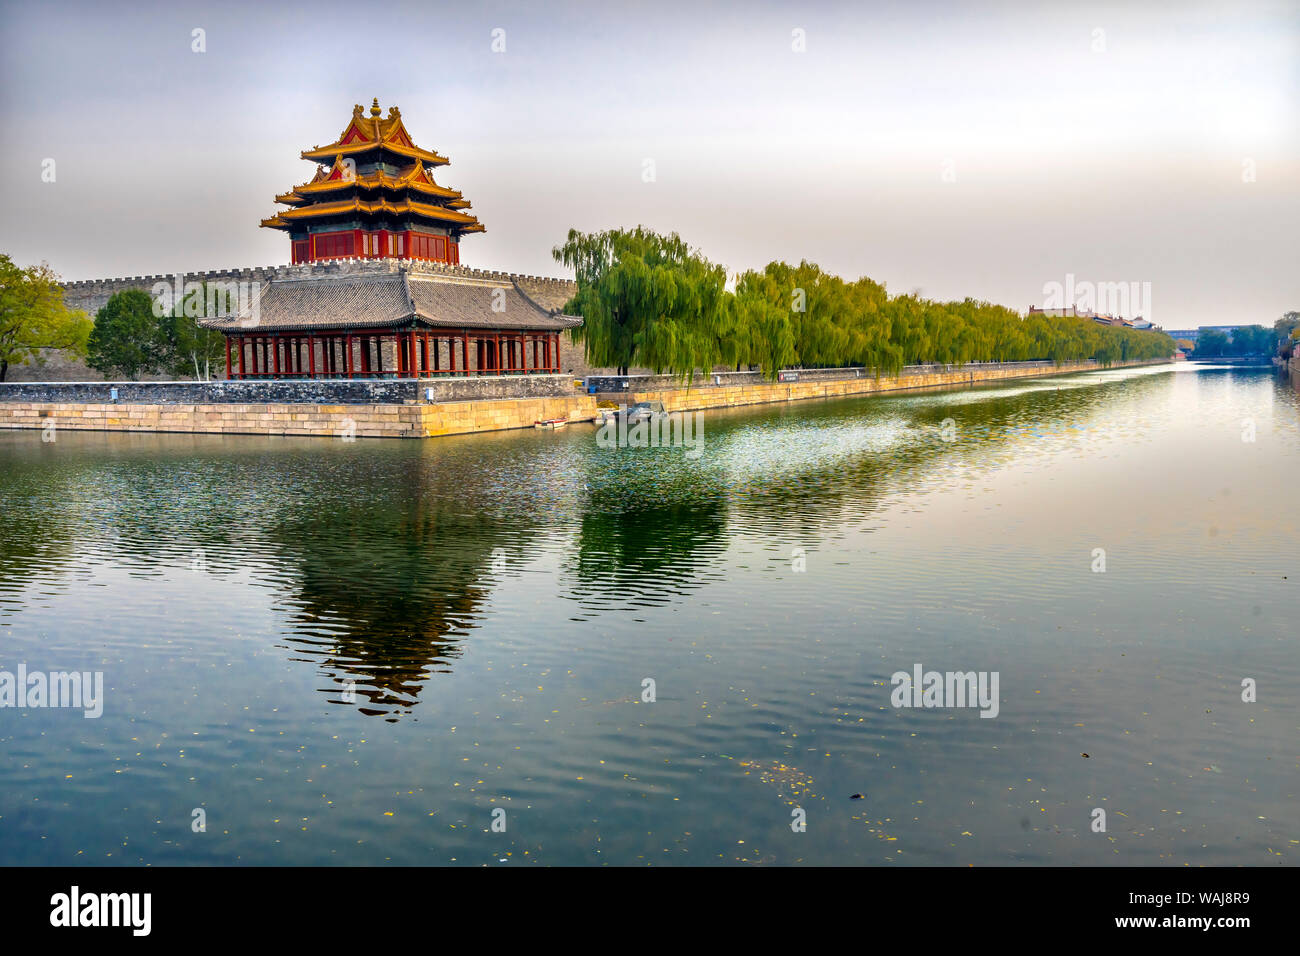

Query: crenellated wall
<box><xmin>57</xmin><ymin>257</ymin><xmax>578</xmax><ymax>316</ymax></box>
<box><xmin>12</xmin><ymin>258</ymin><xmax>589</xmax><ymax>383</ymax></box>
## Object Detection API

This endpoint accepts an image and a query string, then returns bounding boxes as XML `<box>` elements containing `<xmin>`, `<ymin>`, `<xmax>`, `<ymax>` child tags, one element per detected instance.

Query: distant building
<box><xmin>1164</xmin><ymin>326</ymin><xmax>1248</xmax><ymax>342</ymax></box>
<box><xmin>1027</xmin><ymin>307</ymin><xmax>1154</xmax><ymax>331</ymax></box>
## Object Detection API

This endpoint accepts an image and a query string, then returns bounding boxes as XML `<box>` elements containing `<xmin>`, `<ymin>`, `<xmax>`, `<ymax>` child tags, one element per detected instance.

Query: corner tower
<box><xmin>261</xmin><ymin>98</ymin><xmax>485</xmax><ymax>265</ymax></box>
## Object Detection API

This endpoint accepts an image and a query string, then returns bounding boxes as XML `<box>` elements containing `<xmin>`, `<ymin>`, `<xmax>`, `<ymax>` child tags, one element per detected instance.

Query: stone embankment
<box><xmin>601</xmin><ymin>359</ymin><xmax>1168</xmax><ymax>414</ymax></box>
<box><xmin>0</xmin><ymin>359</ymin><xmax>1170</xmax><ymax>440</ymax></box>
<box><xmin>0</xmin><ymin>396</ymin><xmax>596</xmax><ymax>440</ymax></box>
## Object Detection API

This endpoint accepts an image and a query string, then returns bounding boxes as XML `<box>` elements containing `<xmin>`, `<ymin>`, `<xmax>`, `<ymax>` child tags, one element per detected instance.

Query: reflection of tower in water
<box><xmin>272</xmin><ymin>486</ymin><xmax>527</xmax><ymax>722</ymax></box>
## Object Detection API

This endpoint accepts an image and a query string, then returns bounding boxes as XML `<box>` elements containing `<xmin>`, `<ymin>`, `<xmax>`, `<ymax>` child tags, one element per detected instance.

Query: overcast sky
<box><xmin>1</xmin><ymin>0</ymin><xmax>1295</xmax><ymax>328</ymax></box>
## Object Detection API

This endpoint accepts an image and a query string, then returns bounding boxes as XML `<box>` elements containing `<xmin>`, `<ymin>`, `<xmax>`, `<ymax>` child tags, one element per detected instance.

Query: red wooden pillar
<box><xmin>493</xmin><ymin>333</ymin><xmax>501</xmax><ymax>374</ymax></box>
<box><xmin>346</xmin><ymin>334</ymin><xmax>354</xmax><ymax>378</ymax></box>
<box><xmin>308</xmin><ymin>335</ymin><xmax>317</xmax><ymax>378</ymax></box>
<box><xmin>225</xmin><ymin>336</ymin><xmax>233</xmax><ymax>380</ymax></box>
<box><xmin>462</xmin><ymin>332</ymin><xmax>469</xmax><ymax>376</ymax></box>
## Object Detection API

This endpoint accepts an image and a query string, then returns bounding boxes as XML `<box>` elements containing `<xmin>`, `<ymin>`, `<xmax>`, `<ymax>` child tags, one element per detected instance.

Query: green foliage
<box><xmin>164</xmin><ymin>283</ymin><xmax>234</xmax><ymax>379</ymax></box>
<box><xmin>1192</xmin><ymin>329</ymin><xmax>1230</xmax><ymax>357</ymax></box>
<box><xmin>555</xmin><ymin>227</ymin><xmax>1176</xmax><ymax>378</ymax></box>
<box><xmin>87</xmin><ymin>282</ymin><xmax>233</xmax><ymax>380</ymax></box>
<box><xmin>553</xmin><ymin>227</ymin><xmax>729</xmax><ymax>377</ymax></box>
<box><xmin>87</xmin><ymin>289</ymin><xmax>165</xmax><ymax>380</ymax></box>
<box><xmin>1223</xmin><ymin>324</ymin><xmax>1273</xmax><ymax>356</ymax></box>
<box><xmin>1273</xmin><ymin>312</ymin><xmax>1299</xmax><ymax>357</ymax></box>
<box><xmin>0</xmin><ymin>254</ymin><xmax>92</xmax><ymax>381</ymax></box>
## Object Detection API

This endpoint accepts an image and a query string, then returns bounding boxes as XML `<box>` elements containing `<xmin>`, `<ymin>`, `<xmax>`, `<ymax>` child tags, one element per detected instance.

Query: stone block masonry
<box><xmin>0</xmin><ymin>396</ymin><xmax>600</xmax><ymax>440</ymax></box>
<box><xmin>0</xmin><ymin>374</ymin><xmax>579</xmax><ymax>406</ymax></box>
<box><xmin>0</xmin><ymin>360</ymin><xmax>1167</xmax><ymax>440</ymax></box>
<box><xmin>614</xmin><ymin>359</ymin><xmax>1168</xmax><ymax>413</ymax></box>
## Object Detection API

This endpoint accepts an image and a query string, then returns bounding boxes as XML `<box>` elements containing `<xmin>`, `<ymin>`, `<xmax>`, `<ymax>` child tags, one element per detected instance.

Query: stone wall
<box><xmin>617</xmin><ymin>359</ymin><xmax>1167</xmax><ymax>413</ymax></box>
<box><xmin>0</xmin><ymin>359</ymin><xmax>1166</xmax><ymax>440</ymax></box>
<box><xmin>0</xmin><ymin>395</ymin><xmax>599</xmax><ymax>440</ymax></box>
<box><xmin>4</xmin><ymin>257</ymin><xmax>588</xmax><ymax>383</ymax></box>
<box><xmin>0</xmin><ymin>374</ymin><xmax>579</xmax><ymax>406</ymax></box>
<box><xmin>583</xmin><ymin>362</ymin><xmax>1059</xmax><ymax>394</ymax></box>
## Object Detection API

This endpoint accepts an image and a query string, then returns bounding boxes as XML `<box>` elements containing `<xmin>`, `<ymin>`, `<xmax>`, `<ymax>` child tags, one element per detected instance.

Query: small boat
<box><xmin>620</xmin><ymin>400</ymin><xmax>667</xmax><ymax>424</ymax></box>
<box><xmin>534</xmin><ymin>418</ymin><xmax>568</xmax><ymax>429</ymax></box>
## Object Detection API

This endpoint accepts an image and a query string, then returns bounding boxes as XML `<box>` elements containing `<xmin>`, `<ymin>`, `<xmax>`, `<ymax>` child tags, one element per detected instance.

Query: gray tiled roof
<box><xmin>200</xmin><ymin>269</ymin><xmax>581</xmax><ymax>333</ymax></box>
<box><xmin>407</xmin><ymin>277</ymin><xmax>579</xmax><ymax>331</ymax></box>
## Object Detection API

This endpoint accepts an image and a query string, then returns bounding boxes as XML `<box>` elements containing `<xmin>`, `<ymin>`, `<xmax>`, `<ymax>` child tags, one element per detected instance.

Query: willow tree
<box><xmin>732</xmin><ymin>265</ymin><xmax>800</xmax><ymax>379</ymax></box>
<box><xmin>553</xmin><ymin>227</ymin><xmax>729</xmax><ymax>378</ymax></box>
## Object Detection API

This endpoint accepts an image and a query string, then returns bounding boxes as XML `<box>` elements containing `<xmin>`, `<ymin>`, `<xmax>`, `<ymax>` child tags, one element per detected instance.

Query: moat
<box><xmin>0</xmin><ymin>362</ymin><xmax>1295</xmax><ymax>865</ymax></box>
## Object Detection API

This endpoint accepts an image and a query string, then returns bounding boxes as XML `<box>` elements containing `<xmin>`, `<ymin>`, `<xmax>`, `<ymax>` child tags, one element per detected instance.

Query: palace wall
<box><xmin>0</xmin><ymin>395</ymin><xmax>599</xmax><ymax>440</ymax></box>
<box><xmin>0</xmin><ymin>360</ymin><xmax>1170</xmax><ymax>440</ymax></box>
<box><xmin>10</xmin><ymin>258</ymin><xmax>596</xmax><ymax>381</ymax></box>
<box><xmin>614</xmin><ymin>358</ymin><xmax>1169</xmax><ymax>413</ymax></box>
<box><xmin>0</xmin><ymin>373</ymin><xmax>577</xmax><ymax>405</ymax></box>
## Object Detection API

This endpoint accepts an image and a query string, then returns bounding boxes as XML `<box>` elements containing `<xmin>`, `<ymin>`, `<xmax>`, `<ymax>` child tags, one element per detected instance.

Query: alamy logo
<box><xmin>150</xmin><ymin>273</ymin><xmax>262</xmax><ymax>325</ymax></box>
<box><xmin>0</xmin><ymin>664</ymin><xmax>103</xmax><ymax>718</ymax></box>
<box><xmin>50</xmin><ymin>886</ymin><xmax>150</xmax><ymax>936</ymax></box>
<box><xmin>890</xmin><ymin>664</ymin><xmax>1000</xmax><ymax>718</ymax></box>
<box><xmin>595</xmin><ymin>406</ymin><xmax>703</xmax><ymax>459</ymax></box>
<box><xmin>1041</xmin><ymin>273</ymin><xmax>1152</xmax><ymax>323</ymax></box>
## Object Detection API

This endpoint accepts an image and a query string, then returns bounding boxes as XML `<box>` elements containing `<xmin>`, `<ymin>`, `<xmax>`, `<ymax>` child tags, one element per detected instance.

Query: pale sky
<box><xmin>1</xmin><ymin>0</ymin><xmax>1296</xmax><ymax>327</ymax></box>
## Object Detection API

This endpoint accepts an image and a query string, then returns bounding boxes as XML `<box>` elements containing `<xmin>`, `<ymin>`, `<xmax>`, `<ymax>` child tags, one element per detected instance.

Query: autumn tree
<box><xmin>0</xmin><ymin>255</ymin><xmax>92</xmax><ymax>381</ymax></box>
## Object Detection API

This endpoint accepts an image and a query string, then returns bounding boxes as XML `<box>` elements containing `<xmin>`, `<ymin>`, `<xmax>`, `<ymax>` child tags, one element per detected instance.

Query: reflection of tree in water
<box><xmin>567</xmin><ymin>499</ymin><xmax>728</xmax><ymax>613</ymax></box>
<box><xmin>721</xmin><ymin>369</ymin><xmax>1175</xmax><ymax>541</ymax></box>
<box><xmin>0</xmin><ymin>443</ymin><xmax>105</xmax><ymax>619</ymax></box>
<box><xmin>269</xmin><ymin>478</ymin><xmax>537</xmax><ymax>722</ymax></box>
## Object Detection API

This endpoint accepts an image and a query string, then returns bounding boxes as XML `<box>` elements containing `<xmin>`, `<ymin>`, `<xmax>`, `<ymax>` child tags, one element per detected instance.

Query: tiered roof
<box><xmin>260</xmin><ymin>99</ymin><xmax>484</xmax><ymax>236</ymax></box>
<box><xmin>199</xmin><ymin>266</ymin><xmax>580</xmax><ymax>334</ymax></box>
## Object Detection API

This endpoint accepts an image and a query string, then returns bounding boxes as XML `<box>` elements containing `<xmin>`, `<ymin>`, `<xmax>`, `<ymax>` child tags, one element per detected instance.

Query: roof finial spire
<box><xmin>370</xmin><ymin>97</ymin><xmax>381</xmax><ymax>118</ymax></box>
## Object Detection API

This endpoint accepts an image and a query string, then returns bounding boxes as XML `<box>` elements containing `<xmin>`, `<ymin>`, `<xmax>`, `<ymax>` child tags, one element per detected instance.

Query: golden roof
<box><xmin>300</xmin><ymin>99</ymin><xmax>448</xmax><ymax>166</ymax></box>
<box><xmin>260</xmin><ymin>195</ymin><xmax>485</xmax><ymax>232</ymax></box>
<box><xmin>274</xmin><ymin>158</ymin><xmax>469</xmax><ymax>206</ymax></box>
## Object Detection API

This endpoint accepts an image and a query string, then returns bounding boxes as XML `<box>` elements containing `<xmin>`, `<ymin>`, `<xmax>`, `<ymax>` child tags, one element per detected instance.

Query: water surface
<box><xmin>0</xmin><ymin>363</ymin><xmax>1296</xmax><ymax>865</ymax></box>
